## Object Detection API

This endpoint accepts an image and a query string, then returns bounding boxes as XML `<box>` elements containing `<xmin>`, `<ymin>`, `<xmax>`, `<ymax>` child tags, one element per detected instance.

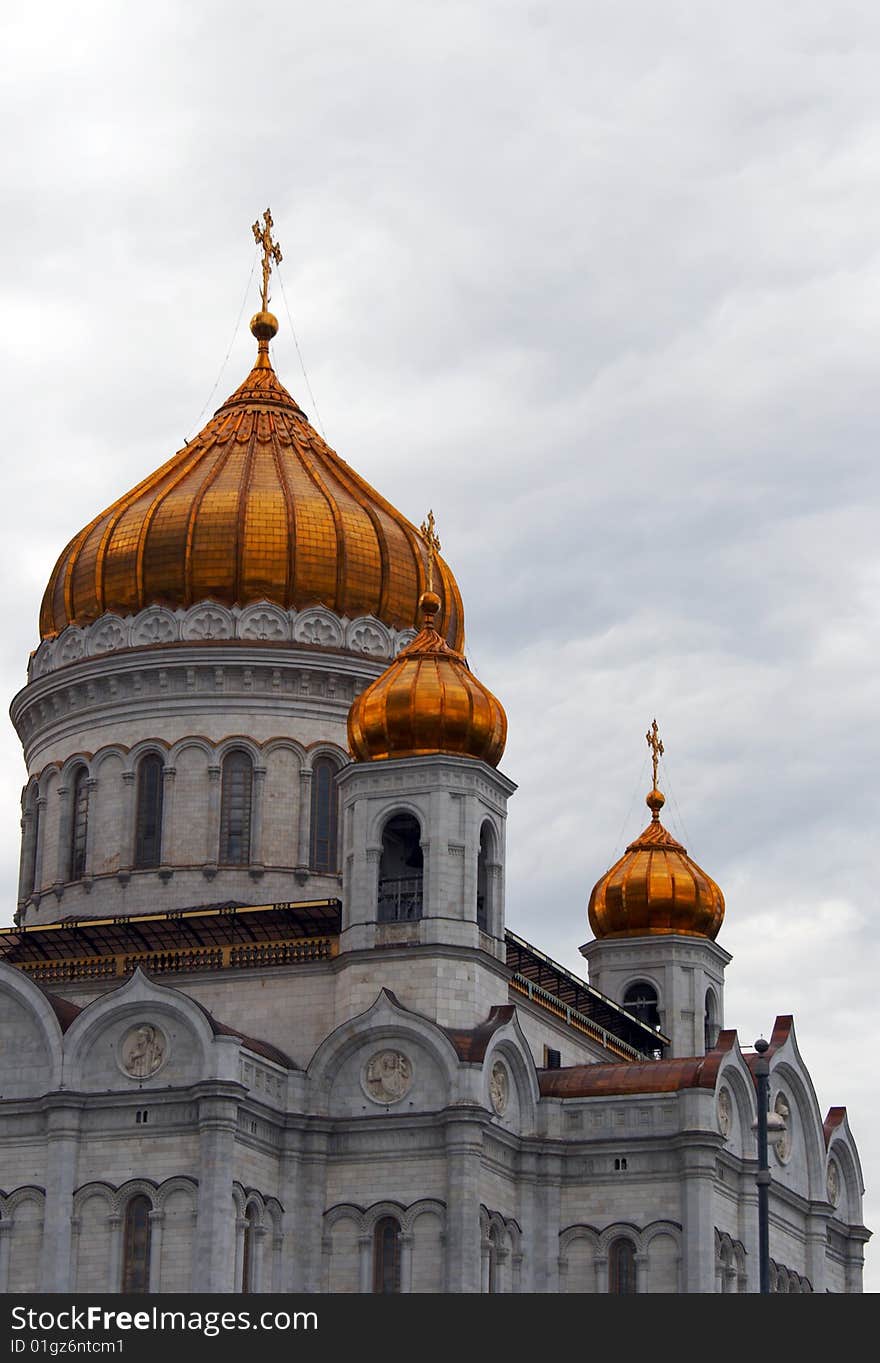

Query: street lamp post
<box><xmin>754</xmin><ymin>1037</ymin><xmax>771</xmax><ymax>1294</ymax></box>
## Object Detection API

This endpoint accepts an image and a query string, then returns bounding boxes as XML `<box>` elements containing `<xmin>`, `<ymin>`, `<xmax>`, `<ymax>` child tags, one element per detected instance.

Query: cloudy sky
<box><xmin>1</xmin><ymin>1</ymin><xmax>877</xmax><ymax>1287</ymax></box>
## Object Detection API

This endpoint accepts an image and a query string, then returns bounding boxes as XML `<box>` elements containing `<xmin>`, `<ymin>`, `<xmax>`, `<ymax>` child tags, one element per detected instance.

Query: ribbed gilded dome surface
<box><xmin>588</xmin><ymin>788</ymin><xmax>725</xmax><ymax>940</ymax></box>
<box><xmin>39</xmin><ymin>349</ymin><xmax>463</xmax><ymax>649</ymax></box>
<box><xmin>348</xmin><ymin>593</ymin><xmax>506</xmax><ymax>765</ymax></box>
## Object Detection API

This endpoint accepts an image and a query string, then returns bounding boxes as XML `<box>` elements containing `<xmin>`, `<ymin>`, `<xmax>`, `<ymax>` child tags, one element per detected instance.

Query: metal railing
<box><xmin>377</xmin><ymin>875</ymin><xmax>423</xmax><ymax>922</ymax></box>
<box><xmin>510</xmin><ymin>973</ymin><xmax>645</xmax><ymax>1061</ymax></box>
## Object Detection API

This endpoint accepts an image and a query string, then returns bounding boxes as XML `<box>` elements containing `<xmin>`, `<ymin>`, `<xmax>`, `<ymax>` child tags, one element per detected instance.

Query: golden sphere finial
<box><xmin>250</xmin><ymin>310</ymin><xmax>279</xmax><ymax>342</ymax></box>
<box><xmin>419</xmin><ymin>590</ymin><xmax>441</xmax><ymax>624</ymax></box>
<box><xmin>646</xmin><ymin>787</ymin><xmax>665</xmax><ymax>819</ymax></box>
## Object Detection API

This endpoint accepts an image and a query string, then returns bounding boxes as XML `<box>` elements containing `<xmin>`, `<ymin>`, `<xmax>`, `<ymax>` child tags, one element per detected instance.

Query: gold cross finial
<box><xmin>252</xmin><ymin>208</ymin><xmax>283</xmax><ymax>313</ymax></box>
<box><xmin>646</xmin><ymin>718</ymin><xmax>664</xmax><ymax>790</ymax></box>
<box><xmin>419</xmin><ymin>509</ymin><xmax>441</xmax><ymax>593</ymax></box>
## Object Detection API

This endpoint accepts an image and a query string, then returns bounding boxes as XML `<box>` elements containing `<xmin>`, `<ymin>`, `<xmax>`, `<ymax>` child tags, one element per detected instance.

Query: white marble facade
<box><xmin>0</xmin><ymin>600</ymin><xmax>869</xmax><ymax>1293</ymax></box>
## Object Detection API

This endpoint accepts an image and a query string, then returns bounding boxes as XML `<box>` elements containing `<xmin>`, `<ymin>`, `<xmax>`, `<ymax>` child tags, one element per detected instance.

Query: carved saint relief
<box><xmin>773</xmin><ymin>1092</ymin><xmax>792</xmax><ymax>1162</ymax></box>
<box><xmin>121</xmin><ymin>1023</ymin><xmax>167</xmax><ymax>1079</ymax></box>
<box><xmin>826</xmin><ymin>1159</ymin><xmax>840</xmax><ymax>1207</ymax></box>
<box><xmin>364</xmin><ymin>1050</ymin><xmax>412</xmax><ymax>1104</ymax></box>
<box><xmin>490</xmin><ymin>1060</ymin><xmax>509</xmax><ymax>1115</ymax></box>
<box><xmin>717</xmin><ymin>1086</ymin><xmax>732</xmax><ymax>1138</ymax></box>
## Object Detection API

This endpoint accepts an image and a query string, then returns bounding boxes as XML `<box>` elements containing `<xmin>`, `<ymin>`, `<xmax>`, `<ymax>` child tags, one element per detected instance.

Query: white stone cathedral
<box><xmin>0</xmin><ymin>224</ymin><xmax>869</xmax><ymax>1293</ymax></box>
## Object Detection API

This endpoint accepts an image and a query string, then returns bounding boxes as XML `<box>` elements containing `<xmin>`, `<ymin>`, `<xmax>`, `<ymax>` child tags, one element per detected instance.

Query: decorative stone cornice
<box><xmin>29</xmin><ymin>601</ymin><xmax>418</xmax><ymax>681</ymax></box>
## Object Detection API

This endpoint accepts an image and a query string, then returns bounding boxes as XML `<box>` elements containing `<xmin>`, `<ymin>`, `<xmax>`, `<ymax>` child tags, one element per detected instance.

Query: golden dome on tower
<box><xmin>347</xmin><ymin>562</ymin><xmax>507</xmax><ymax>766</ymax></box>
<box><xmin>38</xmin><ymin>213</ymin><xmax>464</xmax><ymax>650</ymax></box>
<box><xmin>587</xmin><ymin>724</ymin><xmax>725</xmax><ymax>940</ymax></box>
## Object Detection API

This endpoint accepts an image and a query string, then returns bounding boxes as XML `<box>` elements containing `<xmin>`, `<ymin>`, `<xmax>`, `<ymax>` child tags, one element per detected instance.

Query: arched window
<box><xmin>219</xmin><ymin>751</ymin><xmax>253</xmax><ymax>865</ymax></box>
<box><xmin>477</xmin><ymin>823</ymin><xmax>495</xmax><ymax>933</ymax></box>
<box><xmin>70</xmin><ymin>767</ymin><xmax>90</xmax><ymax>881</ymax></box>
<box><xmin>309</xmin><ymin>758</ymin><xmax>339</xmax><ymax>873</ymax></box>
<box><xmin>134</xmin><ymin>754</ymin><xmax>164</xmax><ymax>869</ymax></box>
<box><xmin>378</xmin><ymin>815</ymin><xmax>423</xmax><ymax>922</ymax></box>
<box><xmin>704</xmin><ymin>988</ymin><xmax>718</xmax><ymax>1052</ymax></box>
<box><xmin>241</xmin><ymin>1204</ymin><xmax>258</xmax><ymax>1294</ymax></box>
<box><xmin>623</xmin><ymin>981</ymin><xmax>661</xmax><ymax>1031</ymax></box>
<box><xmin>121</xmin><ymin>1195</ymin><xmax>152</xmax><ymax>1293</ymax></box>
<box><xmin>608</xmin><ymin>1237</ymin><xmax>636</xmax><ymax>1295</ymax></box>
<box><xmin>372</xmin><ymin>1216</ymin><xmax>401</xmax><ymax>1293</ymax></box>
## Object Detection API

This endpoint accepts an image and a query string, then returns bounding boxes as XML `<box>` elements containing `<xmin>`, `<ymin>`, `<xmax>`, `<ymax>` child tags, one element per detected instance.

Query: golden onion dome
<box><xmin>39</xmin><ymin>311</ymin><xmax>463</xmax><ymax>649</ymax></box>
<box><xmin>347</xmin><ymin>591</ymin><xmax>507</xmax><ymax>765</ymax></box>
<box><xmin>588</xmin><ymin>785</ymin><xmax>725</xmax><ymax>940</ymax></box>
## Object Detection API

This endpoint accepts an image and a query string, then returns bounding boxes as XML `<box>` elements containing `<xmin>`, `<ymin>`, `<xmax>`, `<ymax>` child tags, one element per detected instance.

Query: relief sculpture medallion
<box><xmin>364</xmin><ymin>1050</ymin><xmax>412</xmax><ymax>1104</ymax></box>
<box><xmin>120</xmin><ymin>1023</ymin><xmax>168</xmax><ymax>1079</ymax></box>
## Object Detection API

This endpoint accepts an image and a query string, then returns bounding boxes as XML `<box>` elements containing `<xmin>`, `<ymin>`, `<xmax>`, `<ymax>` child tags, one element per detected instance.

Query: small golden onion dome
<box><xmin>588</xmin><ymin>785</ymin><xmax>725</xmax><ymax>940</ymax></box>
<box><xmin>347</xmin><ymin>591</ymin><xmax>506</xmax><ymax>765</ymax></box>
<box><xmin>39</xmin><ymin>334</ymin><xmax>463</xmax><ymax>649</ymax></box>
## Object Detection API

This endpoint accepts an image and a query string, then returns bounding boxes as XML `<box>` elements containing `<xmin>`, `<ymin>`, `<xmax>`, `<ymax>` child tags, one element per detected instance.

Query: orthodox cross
<box><xmin>419</xmin><ymin>509</ymin><xmax>441</xmax><ymax>592</ymax></box>
<box><xmin>252</xmin><ymin>208</ymin><xmax>283</xmax><ymax>312</ymax></box>
<box><xmin>646</xmin><ymin>718</ymin><xmax>664</xmax><ymax>789</ymax></box>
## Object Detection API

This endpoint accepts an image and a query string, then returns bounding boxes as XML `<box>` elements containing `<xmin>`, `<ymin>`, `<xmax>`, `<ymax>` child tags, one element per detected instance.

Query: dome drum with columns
<box><xmin>0</xmin><ymin>222</ymin><xmax>867</xmax><ymax>1296</ymax></box>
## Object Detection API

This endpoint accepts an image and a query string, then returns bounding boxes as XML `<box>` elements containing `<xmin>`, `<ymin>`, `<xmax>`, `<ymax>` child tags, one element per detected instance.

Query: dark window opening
<box><xmin>309</xmin><ymin>758</ymin><xmax>339</xmax><ymax>872</ymax></box>
<box><xmin>219</xmin><ymin>751</ymin><xmax>253</xmax><ymax>865</ymax></box>
<box><xmin>372</xmin><ymin>1216</ymin><xmax>401</xmax><ymax>1293</ymax></box>
<box><xmin>121</xmin><ymin>1195</ymin><xmax>152</xmax><ymax>1293</ymax></box>
<box><xmin>477</xmin><ymin>824</ymin><xmax>494</xmax><ymax>933</ymax></box>
<box><xmin>623</xmin><ymin>981</ymin><xmax>661</xmax><ymax>1031</ymax></box>
<box><xmin>242</xmin><ymin>1205</ymin><xmax>258</xmax><ymax>1294</ymax></box>
<box><xmin>545</xmin><ymin>1047</ymin><xmax>562</xmax><ymax>1070</ymax></box>
<box><xmin>378</xmin><ymin>815</ymin><xmax>423</xmax><ymax>921</ymax></box>
<box><xmin>704</xmin><ymin>988</ymin><xmax>719</xmax><ymax>1052</ymax></box>
<box><xmin>24</xmin><ymin>793</ymin><xmax>39</xmax><ymax>896</ymax></box>
<box><xmin>609</xmin><ymin>1237</ymin><xmax>636</xmax><ymax>1295</ymax></box>
<box><xmin>134</xmin><ymin>754</ymin><xmax>164</xmax><ymax>869</ymax></box>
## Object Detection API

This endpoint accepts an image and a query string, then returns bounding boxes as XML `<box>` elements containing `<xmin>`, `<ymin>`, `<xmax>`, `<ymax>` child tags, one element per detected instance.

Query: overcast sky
<box><xmin>1</xmin><ymin>1</ymin><xmax>876</xmax><ymax>1288</ymax></box>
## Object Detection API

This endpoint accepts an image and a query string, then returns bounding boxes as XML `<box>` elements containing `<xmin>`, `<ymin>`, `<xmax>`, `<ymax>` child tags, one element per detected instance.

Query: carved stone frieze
<box><xmin>28</xmin><ymin>600</ymin><xmax>419</xmax><ymax>680</ymax></box>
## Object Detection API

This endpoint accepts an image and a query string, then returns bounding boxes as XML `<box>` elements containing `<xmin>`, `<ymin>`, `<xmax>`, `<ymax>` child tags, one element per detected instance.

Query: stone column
<box><xmin>193</xmin><ymin>1091</ymin><xmax>238</xmax><ymax>1291</ymax></box>
<box><xmin>635</xmin><ymin>1251</ymin><xmax>648</xmax><ymax>1293</ymax></box>
<box><xmin>107</xmin><ymin>1213</ymin><xmax>122</xmax><ymax>1292</ymax></box>
<box><xmin>160</xmin><ymin>765</ymin><xmax>177</xmax><ymax>869</ymax></box>
<box><xmin>399</xmin><ymin>1230</ymin><xmax>413</xmax><ymax>1294</ymax></box>
<box><xmin>293</xmin><ymin>1128</ymin><xmax>329</xmax><ymax>1293</ymax></box>
<box><xmin>204</xmin><ymin>765</ymin><xmax>222</xmax><ymax>876</ymax></box>
<box><xmin>444</xmin><ymin>1112</ymin><xmax>483</xmax><ymax>1292</ymax></box>
<box><xmin>120</xmin><ymin>770</ymin><xmax>136</xmax><ymax>866</ymax></box>
<box><xmin>680</xmin><ymin>1144</ymin><xmax>717</xmax><ymax>1292</ymax></box>
<box><xmin>82</xmin><ymin>777</ymin><xmax>98</xmax><ymax>878</ymax></box>
<box><xmin>480</xmin><ymin>1238</ymin><xmax>490</xmax><ymax>1293</ymax></box>
<box><xmin>804</xmin><ymin>1211</ymin><xmax>828</xmax><ymax>1292</ymax></box>
<box><xmin>148</xmin><ymin>1210</ymin><xmax>164</xmax><ymax>1292</ymax></box>
<box><xmin>595</xmin><ymin>1257</ymin><xmax>609</xmax><ymax>1293</ymax></box>
<box><xmin>0</xmin><ymin>1221</ymin><xmax>11</xmax><ymax>1292</ymax></box>
<box><xmin>532</xmin><ymin>1157</ymin><xmax>563</xmax><ymax>1292</ymax></box>
<box><xmin>17</xmin><ymin>807</ymin><xmax>33</xmax><ymax>908</ymax></box>
<box><xmin>55</xmin><ymin>783</ymin><xmax>71</xmax><ymax>888</ymax></box>
<box><xmin>233</xmin><ymin>1217</ymin><xmax>246</xmax><ymax>1292</ymax></box>
<box><xmin>39</xmin><ymin>1099</ymin><xmax>82</xmax><ymax>1290</ymax></box>
<box><xmin>249</xmin><ymin>766</ymin><xmax>267</xmax><ymax>873</ymax></box>
<box><xmin>297</xmin><ymin>769</ymin><xmax>312</xmax><ymax>870</ymax></box>
<box><xmin>358</xmin><ymin>1233</ymin><xmax>372</xmax><ymax>1293</ymax></box>
<box><xmin>252</xmin><ymin>1224</ymin><xmax>267</xmax><ymax>1292</ymax></box>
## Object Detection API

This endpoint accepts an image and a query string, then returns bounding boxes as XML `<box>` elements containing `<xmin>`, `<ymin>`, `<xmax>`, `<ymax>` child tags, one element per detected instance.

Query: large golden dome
<box><xmin>347</xmin><ymin>591</ymin><xmax>506</xmax><ymax>765</ymax></box>
<box><xmin>588</xmin><ymin>786</ymin><xmax>725</xmax><ymax>940</ymax></box>
<box><xmin>39</xmin><ymin>318</ymin><xmax>463</xmax><ymax>649</ymax></box>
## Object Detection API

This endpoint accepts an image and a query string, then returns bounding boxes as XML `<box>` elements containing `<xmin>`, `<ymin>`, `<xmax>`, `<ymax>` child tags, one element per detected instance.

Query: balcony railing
<box><xmin>377</xmin><ymin>875</ymin><xmax>423</xmax><ymax>922</ymax></box>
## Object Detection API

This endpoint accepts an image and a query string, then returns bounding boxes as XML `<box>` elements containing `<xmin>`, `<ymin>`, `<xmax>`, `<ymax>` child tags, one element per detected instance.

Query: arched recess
<box><xmin>309</xmin><ymin>752</ymin><xmax>343</xmax><ymax>873</ymax></box>
<box><xmin>704</xmin><ymin>987</ymin><xmax>719</xmax><ymax>1052</ymax></box>
<box><xmin>476</xmin><ymin>819</ymin><xmax>501</xmax><ymax>936</ymax></box>
<box><xmin>219</xmin><ymin>749</ymin><xmax>254</xmax><ymax>865</ymax></box>
<box><xmin>133</xmin><ymin>751</ymin><xmax>165</xmax><ymax>869</ymax></box>
<box><xmin>72</xmin><ymin>1184</ymin><xmax>115</xmax><ymax>1291</ymax></box>
<box><xmin>377</xmin><ymin>812</ymin><xmax>424</xmax><ymax>922</ymax></box>
<box><xmin>19</xmin><ymin>779</ymin><xmax>41</xmax><ymax>903</ymax></box>
<box><xmin>68</xmin><ymin>762</ymin><xmax>91</xmax><ymax>881</ymax></box>
<box><xmin>622</xmin><ymin>980</ymin><xmax>661</xmax><ymax>1032</ymax></box>
<box><xmin>4</xmin><ymin>1188</ymin><xmax>45</xmax><ymax>1293</ymax></box>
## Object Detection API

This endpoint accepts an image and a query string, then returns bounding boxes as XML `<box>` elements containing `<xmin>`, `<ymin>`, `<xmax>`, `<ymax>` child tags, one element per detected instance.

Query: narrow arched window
<box><xmin>372</xmin><ymin>1216</ymin><xmax>401</xmax><ymax>1293</ymax></box>
<box><xmin>623</xmin><ymin>981</ymin><xmax>660</xmax><ymax>1031</ymax></box>
<box><xmin>219</xmin><ymin>751</ymin><xmax>253</xmax><ymax>865</ymax></box>
<box><xmin>609</xmin><ymin>1238</ymin><xmax>636</xmax><ymax>1295</ymax></box>
<box><xmin>309</xmin><ymin>758</ymin><xmax>338</xmax><ymax>872</ymax></box>
<box><xmin>241</xmin><ymin>1204</ymin><xmax>258</xmax><ymax>1294</ymax></box>
<box><xmin>70</xmin><ymin>767</ymin><xmax>90</xmax><ymax>881</ymax></box>
<box><xmin>121</xmin><ymin>1195</ymin><xmax>152</xmax><ymax>1293</ymax></box>
<box><xmin>134</xmin><ymin>754</ymin><xmax>164</xmax><ymax>869</ymax></box>
<box><xmin>477</xmin><ymin>823</ymin><xmax>494</xmax><ymax>933</ymax></box>
<box><xmin>378</xmin><ymin>815</ymin><xmax>423</xmax><ymax>922</ymax></box>
<box><xmin>704</xmin><ymin>988</ymin><xmax>718</xmax><ymax>1052</ymax></box>
<box><xmin>487</xmin><ymin>1226</ymin><xmax>500</xmax><ymax>1293</ymax></box>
